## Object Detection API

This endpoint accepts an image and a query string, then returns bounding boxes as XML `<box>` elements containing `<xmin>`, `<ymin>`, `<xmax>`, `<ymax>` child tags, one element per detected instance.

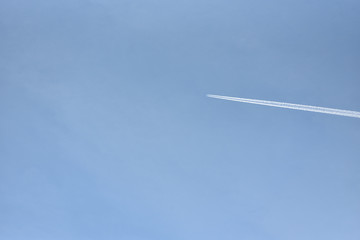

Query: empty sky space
<box><xmin>1</xmin><ymin>0</ymin><xmax>360</xmax><ymax>239</ymax></box>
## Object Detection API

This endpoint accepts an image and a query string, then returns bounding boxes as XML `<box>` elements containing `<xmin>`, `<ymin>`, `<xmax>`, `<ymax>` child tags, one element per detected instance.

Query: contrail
<box><xmin>207</xmin><ymin>94</ymin><xmax>360</xmax><ymax>119</ymax></box>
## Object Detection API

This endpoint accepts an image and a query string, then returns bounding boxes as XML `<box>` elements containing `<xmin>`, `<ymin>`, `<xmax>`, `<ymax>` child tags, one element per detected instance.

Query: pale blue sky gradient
<box><xmin>1</xmin><ymin>0</ymin><xmax>360</xmax><ymax>239</ymax></box>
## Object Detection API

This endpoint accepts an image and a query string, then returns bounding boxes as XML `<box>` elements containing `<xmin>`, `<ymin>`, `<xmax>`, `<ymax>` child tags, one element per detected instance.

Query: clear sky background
<box><xmin>1</xmin><ymin>0</ymin><xmax>360</xmax><ymax>239</ymax></box>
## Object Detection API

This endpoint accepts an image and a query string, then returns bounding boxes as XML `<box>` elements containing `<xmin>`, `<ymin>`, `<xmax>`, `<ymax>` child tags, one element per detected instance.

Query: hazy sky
<box><xmin>1</xmin><ymin>0</ymin><xmax>360</xmax><ymax>239</ymax></box>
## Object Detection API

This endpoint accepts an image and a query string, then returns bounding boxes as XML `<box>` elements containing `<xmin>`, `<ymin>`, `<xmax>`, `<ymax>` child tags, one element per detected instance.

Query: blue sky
<box><xmin>1</xmin><ymin>0</ymin><xmax>360</xmax><ymax>239</ymax></box>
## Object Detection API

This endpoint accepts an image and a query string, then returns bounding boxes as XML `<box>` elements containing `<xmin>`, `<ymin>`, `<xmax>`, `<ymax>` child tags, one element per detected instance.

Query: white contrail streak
<box><xmin>207</xmin><ymin>94</ymin><xmax>360</xmax><ymax>119</ymax></box>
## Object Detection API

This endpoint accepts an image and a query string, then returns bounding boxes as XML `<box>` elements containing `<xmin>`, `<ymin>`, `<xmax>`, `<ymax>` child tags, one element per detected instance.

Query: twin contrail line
<box><xmin>207</xmin><ymin>94</ymin><xmax>360</xmax><ymax>119</ymax></box>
